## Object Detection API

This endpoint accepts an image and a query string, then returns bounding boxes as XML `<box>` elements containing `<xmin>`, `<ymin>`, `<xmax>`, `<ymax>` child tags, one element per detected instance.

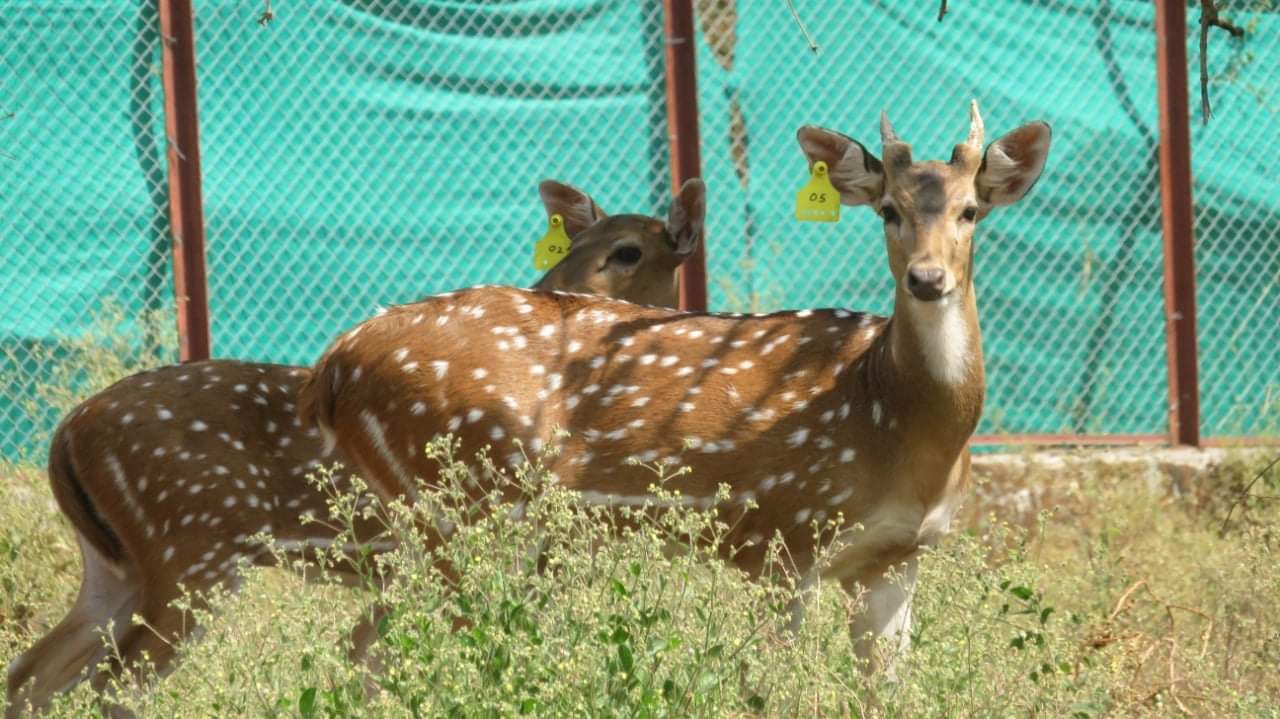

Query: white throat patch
<box><xmin>911</xmin><ymin>297</ymin><xmax>970</xmax><ymax>385</ymax></box>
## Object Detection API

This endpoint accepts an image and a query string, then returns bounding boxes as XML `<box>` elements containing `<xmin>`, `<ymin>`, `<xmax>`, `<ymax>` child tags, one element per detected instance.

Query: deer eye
<box><xmin>606</xmin><ymin>245</ymin><xmax>643</xmax><ymax>267</ymax></box>
<box><xmin>960</xmin><ymin>206</ymin><xmax>978</xmax><ymax>222</ymax></box>
<box><xmin>881</xmin><ymin>204</ymin><xmax>900</xmax><ymax>224</ymax></box>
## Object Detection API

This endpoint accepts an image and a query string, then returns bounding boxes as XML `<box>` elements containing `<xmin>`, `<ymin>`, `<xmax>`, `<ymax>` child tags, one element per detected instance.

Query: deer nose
<box><xmin>906</xmin><ymin>266</ymin><xmax>946</xmax><ymax>301</ymax></box>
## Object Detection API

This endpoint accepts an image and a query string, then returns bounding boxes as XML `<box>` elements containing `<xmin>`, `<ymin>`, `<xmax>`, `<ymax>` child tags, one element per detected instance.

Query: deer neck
<box><xmin>863</xmin><ymin>284</ymin><xmax>985</xmax><ymax>455</ymax></box>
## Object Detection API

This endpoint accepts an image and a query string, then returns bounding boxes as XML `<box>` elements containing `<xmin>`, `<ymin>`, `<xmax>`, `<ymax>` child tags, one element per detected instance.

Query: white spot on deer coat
<box><xmin>787</xmin><ymin>427</ymin><xmax>810</xmax><ymax>447</ymax></box>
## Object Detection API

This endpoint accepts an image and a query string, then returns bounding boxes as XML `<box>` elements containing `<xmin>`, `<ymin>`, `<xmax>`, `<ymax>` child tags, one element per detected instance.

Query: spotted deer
<box><xmin>4</xmin><ymin>179</ymin><xmax>703</xmax><ymax>718</ymax></box>
<box><xmin>298</xmin><ymin>103</ymin><xmax>1050</xmax><ymax>674</ymax></box>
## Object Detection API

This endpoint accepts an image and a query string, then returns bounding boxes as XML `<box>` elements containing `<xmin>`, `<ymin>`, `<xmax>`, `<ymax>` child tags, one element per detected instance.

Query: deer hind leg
<box><xmin>845</xmin><ymin>557</ymin><xmax>919</xmax><ymax>680</ymax></box>
<box><xmin>5</xmin><ymin>535</ymin><xmax>141</xmax><ymax>719</ymax></box>
<box><xmin>76</xmin><ymin>575</ymin><xmax>211</xmax><ymax>719</ymax></box>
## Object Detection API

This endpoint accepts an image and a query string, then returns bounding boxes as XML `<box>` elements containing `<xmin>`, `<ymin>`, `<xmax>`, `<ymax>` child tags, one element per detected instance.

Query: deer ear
<box><xmin>667</xmin><ymin>178</ymin><xmax>705</xmax><ymax>258</ymax></box>
<box><xmin>538</xmin><ymin>180</ymin><xmax>608</xmax><ymax>238</ymax></box>
<box><xmin>795</xmin><ymin>125</ymin><xmax>884</xmax><ymax>207</ymax></box>
<box><xmin>976</xmin><ymin>122</ymin><xmax>1051</xmax><ymax>207</ymax></box>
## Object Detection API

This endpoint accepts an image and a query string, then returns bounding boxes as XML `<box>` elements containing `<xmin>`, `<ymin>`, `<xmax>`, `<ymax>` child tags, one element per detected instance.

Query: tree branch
<box><xmin>257</xmin><ymin>0</ymin><xmax>274</xmax><ymax>26</ymax></box>
<box><xmin>1219</xmin><ymin>453</ymin><xmax>1280</xmax><ymax>537</ymax></box>
<box><xmin>783</xmin><ymin>0</ymin><xmax>819</xmax><ymax>54</ymax></box>
<box><xmin>1198</xmin><ymin>0</ymin><xmax>1246</xmax><ymax>126</ymax></box>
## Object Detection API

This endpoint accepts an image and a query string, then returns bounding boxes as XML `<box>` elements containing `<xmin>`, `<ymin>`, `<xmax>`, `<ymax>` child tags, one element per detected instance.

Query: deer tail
<box><xmin>47</xmin><ymin>422</ymin><xmax>125</xmax><ymax>566</ymax></box>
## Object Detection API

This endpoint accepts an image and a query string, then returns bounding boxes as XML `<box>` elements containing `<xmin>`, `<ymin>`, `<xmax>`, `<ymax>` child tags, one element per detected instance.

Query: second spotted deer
<box><xmin>299</xmin><ymin>103</ymin><xmax>1052</xmax><ymax>673</ymax></box>
<box><xmin>5</xmin><ymin>179</ymin><xmax>702</xmax><ymax>718</ymax></box>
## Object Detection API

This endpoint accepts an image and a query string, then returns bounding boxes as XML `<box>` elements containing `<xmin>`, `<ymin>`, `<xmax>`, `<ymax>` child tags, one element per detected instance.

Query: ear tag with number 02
<box><xmin>794</xmin><ymin>160</ymin><xmax>840</xmax><ymax>222</ymax></box>
<box><xmin>532</xmin><ymin>214</ymin><xmax>572</xmax><ymax>271</ymax></box>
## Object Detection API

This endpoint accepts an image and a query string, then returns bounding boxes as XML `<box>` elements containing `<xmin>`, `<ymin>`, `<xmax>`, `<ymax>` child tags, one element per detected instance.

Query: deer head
<box><xmin>533</xmin><ymin>178</ymin><xmax>704</xmax><ymax>307</ymax></box>
<box><xmin>797</xmin><ymin>101</ymin><xmax>1050</xmax><ymax>304</ymax></box>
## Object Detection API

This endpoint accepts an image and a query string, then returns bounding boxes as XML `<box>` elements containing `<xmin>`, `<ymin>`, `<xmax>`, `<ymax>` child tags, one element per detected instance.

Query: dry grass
<box><xmin>1</xmin><ymin>443</ymin><xmax>1277</xmax><ymax>718</ymax></box>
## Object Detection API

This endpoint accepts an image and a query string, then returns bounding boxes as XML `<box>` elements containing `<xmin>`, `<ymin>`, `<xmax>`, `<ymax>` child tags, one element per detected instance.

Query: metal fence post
<box><xmin>158</xmin><ymin>0</ymin><xmax>211</xmax><ymax>361</ymax></box>
<box><xmin>662</xmin><ymin>0</ymin><xmax>707</xmax><ymax>312</ymax></box>
<box><xmin>1154</xmin><ymin>0</ymin><xmax>1201</xmax><ymax>446</ymax></box>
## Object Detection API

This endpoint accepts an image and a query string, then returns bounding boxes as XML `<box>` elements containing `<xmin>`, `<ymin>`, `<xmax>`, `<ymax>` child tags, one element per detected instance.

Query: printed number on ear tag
<box><xmin>795</xmin><ymin>160</ymin><xmax>840</xmax><ymax>223</ymax></box>
<box><xmin>532</xmin><ymin>214</ymin><xmax>572</xmax><ymax>271</ymax></box>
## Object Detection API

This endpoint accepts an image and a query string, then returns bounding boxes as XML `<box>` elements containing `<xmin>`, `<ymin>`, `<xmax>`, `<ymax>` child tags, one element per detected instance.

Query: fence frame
<box><xmin>1154</xmin><ymin>0</ymin><xmax>1202</xmax><ymax>448</ymax></box>
<box><xmin>663</xmin><ymin>0</ymin><xmax>708</xmax><ymax>313</ymax></box>
<box><xmin>147</xmin><ymin>1</ymin><xmax>1270</xmax><ymax>448</ymax></box>
<box><xmin>158</xmin><ymin>0</ymin><xmax>211</xmax><ymax>362</ymax></box>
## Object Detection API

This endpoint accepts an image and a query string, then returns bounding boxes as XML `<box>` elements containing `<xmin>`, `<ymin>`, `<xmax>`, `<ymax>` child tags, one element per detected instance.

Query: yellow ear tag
<box><xmin>532</xmin><ymin>214</ymin><xmax>572</xmax><ymax>271</ymax></box>
<box><xmin>794</xmin><ymin>160</ymin><xmax>840</xmax><ymax>222</ymax></box>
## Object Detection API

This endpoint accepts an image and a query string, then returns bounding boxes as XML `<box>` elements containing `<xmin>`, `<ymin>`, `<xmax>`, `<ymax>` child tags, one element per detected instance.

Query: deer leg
<box><xmin>844</xmin><ymin>557</ymin><xmax>918</xmax><ymax>679</ymax></box>
<box><xmin>5</xmin><ymin>535</ymin><xmax>141</xmax><ymax>719</ymax></box>
<box><xmin>82</xmin><ymin>582</ymin><xmax>201</xmax><ymax>718</ymax></box>
<box><xmin>347</xmin><ymin>600</ymin><xmax>393</xmax><ymax>678</ymax></box>
<box><xmin>784</xmin><ymin>569</ymin><xmax>821</xmax><ymax>635</ymax></box>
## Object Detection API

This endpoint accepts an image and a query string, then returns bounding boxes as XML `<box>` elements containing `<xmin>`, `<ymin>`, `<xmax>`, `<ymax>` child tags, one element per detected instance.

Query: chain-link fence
<box><xmin>1190</xmin><ymin>2</ymin><xmax>1280</xmax><ymax>438</ymax></box>
<box><xmin>192</xmin><ymin>1</ymin><xmax>673</xmax><ymax>366</ymax></box>
<box><xmin>1</xmin><ymin>2</ymin><xmax>176</xmax><ymax>460</ymax></box>
<box><xmin>1</xmin><ymin>0</ymin><xmax>1277</xmax><ymax>462</ymax></box>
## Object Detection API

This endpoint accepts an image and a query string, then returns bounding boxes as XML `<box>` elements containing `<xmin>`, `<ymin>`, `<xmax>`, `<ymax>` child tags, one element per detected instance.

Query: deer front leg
<box><xmin>843</xmin><ymin>556</ymin><xmax>918</xmax><ymax>679</ymax></box>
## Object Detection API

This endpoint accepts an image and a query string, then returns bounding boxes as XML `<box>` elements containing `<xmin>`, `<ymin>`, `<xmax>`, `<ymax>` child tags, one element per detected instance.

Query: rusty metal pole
<box><xmin>662</xmin><ymin>0</ymin><xmax>707</xmax><ymax>312</ymax></box>
<box><xmin>158</xmin><ymin>0</ymin><xmax>211</xmax><ymax>361</ymax></box>
<box><xmin>1154</xmin><ymin>0</ymin><xmax>1201</xmax><ymax>446</ymax></box>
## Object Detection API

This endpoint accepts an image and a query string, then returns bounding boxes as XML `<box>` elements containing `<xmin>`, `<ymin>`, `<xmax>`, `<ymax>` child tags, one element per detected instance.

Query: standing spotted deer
<box><xmin>4</xmin><ymin>179</ymin><xmax>703</xmax><ymax>718</ymax></box>
<box><xmin>298</xmin><ymin>103</ymin><xmax>1051</xmax><ymax>673</ymax></box>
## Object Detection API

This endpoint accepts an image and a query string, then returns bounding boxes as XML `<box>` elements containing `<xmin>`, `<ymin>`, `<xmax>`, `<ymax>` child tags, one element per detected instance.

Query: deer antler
<box><xmin>966</xmin><ymin>99</ymin><xmax>985</xmax><ymax>150</ymax></box>
<box><xmin>880</xmin><ymin>110</ymin><xmax>913</xmax><ymax>169</ymax></box>
<box><xmin>880</xmin><ymin>111</ymin><xmax>900</xmax><ymax>146</ymax></box>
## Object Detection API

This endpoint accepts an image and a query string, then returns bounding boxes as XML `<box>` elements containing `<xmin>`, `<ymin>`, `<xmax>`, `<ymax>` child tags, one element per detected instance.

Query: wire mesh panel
<box><xmin>0</xmin><ymin>2</ymin><xmax>175</xmax><ymax>462</ymax></box>
<box><xmin>1189</xmin><ymin>6</ymin><xmax>1280</xmax><ymax>439</ymax></box>
<box><xmin>691</xmin><ymin>0</ymin><xmax>1173</xmax><ymax>436</ymax></box>
<box><xmin>191</xmin><ymin>0</ymin><xmax>672</xmax><ymax>366</ymax></box>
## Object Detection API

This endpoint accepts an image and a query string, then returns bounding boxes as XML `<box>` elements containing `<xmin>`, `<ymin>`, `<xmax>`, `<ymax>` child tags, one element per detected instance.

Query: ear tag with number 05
<box><xmin>532</xmin><ymin>214</ymin><xmax>572</xmax><ymax>271</ymax></box>
<box><xmin>794</xmin><ymin>160</ymin><xmax>840</xmax><ymax>222</ymax></box>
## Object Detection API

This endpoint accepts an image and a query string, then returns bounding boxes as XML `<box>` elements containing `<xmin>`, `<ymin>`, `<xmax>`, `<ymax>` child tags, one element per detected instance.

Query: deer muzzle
<box><xmin>905</xmin><ymin>265</ymin><xmax>947</xmax><ymax>302</ymax></box>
